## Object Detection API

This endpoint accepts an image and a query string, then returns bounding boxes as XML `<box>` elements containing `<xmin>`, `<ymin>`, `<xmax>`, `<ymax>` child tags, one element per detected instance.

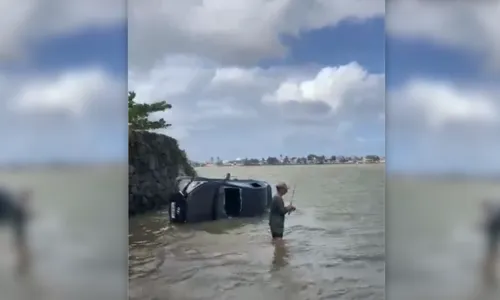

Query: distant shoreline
<box><xmin>196</xmin><ymin>162</ymin><xmax>385</xmax><ymax>168</ymax></box>
<box><xmin>0</xmin><ymin>162</ymin><xmax>125</xmax><ymax>171</ymax></box>
<box><xmin>388</xmin><ymin>172</ymin><xmax>500</xmax><ymax>182</ymax></box>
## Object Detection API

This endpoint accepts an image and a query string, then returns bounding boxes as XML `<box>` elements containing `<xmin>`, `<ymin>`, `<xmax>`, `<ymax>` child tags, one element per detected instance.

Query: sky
<box><xmin>128</xmin><ymin>0</ymin><xmax>386</xmax><ymax>162</ymax></box>
<box><xmin>0</xmin><ymin>0</ymin><xmax>126</xmax><ymax>164</ymax></box>
<box><xmin>3</xmin><ymin>0</ymin><xmax>499</xmax><ymax>174</ymax></box>
<box><xmin>386</xmin><ymin>1</ymin><xmax>500</xmax><ymax>174</ymax></box>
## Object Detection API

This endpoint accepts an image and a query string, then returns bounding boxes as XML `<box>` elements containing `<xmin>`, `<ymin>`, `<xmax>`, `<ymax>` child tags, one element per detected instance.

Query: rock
<box><xmin>128</xmin><ymin>130</ymin><xmax>197</xmax><ymax>216</ymax></box>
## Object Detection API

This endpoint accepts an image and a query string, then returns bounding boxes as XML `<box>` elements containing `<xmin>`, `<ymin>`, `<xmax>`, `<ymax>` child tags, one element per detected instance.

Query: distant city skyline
<box><xmin>202</xmin><ymin>153</ymin><xmax>384</xmax><ymax>163</ymax></box>
<box><xmin>193</xmin><ymin>154</ymin><xmax>384</xmax><ymax>167</ymax></box>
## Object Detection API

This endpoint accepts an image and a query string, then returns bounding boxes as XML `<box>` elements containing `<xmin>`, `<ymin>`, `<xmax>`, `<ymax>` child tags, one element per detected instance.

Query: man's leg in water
<box><xmin>483</xmin><ymin>228</ymin><xmax>498</xmax><ymax>284</ymax></box>
<box><xmin>12</xmin><ymin>216</ymin><xmax>30</xmax><ymax>274</ymax></box>
<box><xmin>271</xmin><ymin>231</ymin><xmax>283</xmax><ymax>244</ymax></box>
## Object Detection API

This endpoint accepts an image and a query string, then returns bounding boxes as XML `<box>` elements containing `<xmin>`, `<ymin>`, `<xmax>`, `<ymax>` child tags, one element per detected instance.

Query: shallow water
<box><xmin>387</xmin><ymin>176</ymin><xmax>500</xmax><ymax>300</ymax></box>
<box><xmin>129</xmin><ymin>164</ymin><xmax>385</xmax><ymax>300</ymax></box>
<box><xmin>0</xmin><ymin>166</ymin><xmax>127</xmax><ymax>300</ymax></box>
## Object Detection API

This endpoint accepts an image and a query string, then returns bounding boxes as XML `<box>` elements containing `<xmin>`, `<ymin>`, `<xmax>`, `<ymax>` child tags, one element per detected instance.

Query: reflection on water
<box><xmin>387</xmin><ymin>175</ymin><xmax>500</xmax><ymax>300</ymax></box>
<box><xmin>129</xmin><ymin>165</ymin><xmax>385</xmax><ymax>300</ymax></box>
<box><xmin>271</xmin><ymin>241</ymin><xmax>290</xmax><ymax>271</ymax></box>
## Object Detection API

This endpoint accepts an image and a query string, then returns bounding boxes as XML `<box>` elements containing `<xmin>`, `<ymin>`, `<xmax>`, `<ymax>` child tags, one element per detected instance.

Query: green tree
<box><xmin>128</xmin><ymin>91</ymin><xmax>172</xmax><ymax>130</ymax></box>
<box><xmin>267</xmin><ymin>156</ymin><xmax>280</xmax><ymax>165</ymax></box>
<box><xmin>243</xmin><ymin>158</ymin><xmax>260</xmax><ymax>166</ymax></box>
<box><xmin>365</xmin><ymin>155</ymin><xmax>380</xmax><ymax>162</ymax></box>
<box><xmin>307</xmin><ymin>154</ymin><xmax>317</xmax><ymax>162</ymax></box>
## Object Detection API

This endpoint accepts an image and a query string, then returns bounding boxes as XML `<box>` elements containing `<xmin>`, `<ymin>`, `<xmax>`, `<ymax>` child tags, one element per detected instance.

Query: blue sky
<box><xmin>387</xmin><ymin>39</ymin><xmax>484</xmax><ymax>87</ymax></box>
<box><xmin>265</xmin><ymin>18</ymin><xmax>385</xmax><ymax>73</ymax></box>
<box><xmin>386</xmin><ymin>1</ymin><xmax>500</xmax><ymax>174</ymax></box>
<box><xmin>30</xmin><ymin>26</ymin><xmax>127</xmax><ymax>75</ymax></box>
<box><xmin>1</xmin><ymin>26</ymin><xmax>126</xmax><ymax>75</ymax></box>
<box><xmin>0</xmin><ymin>7</ymin><xmax>126</xmax><ymax>165</ymax></box>
<box><xmin>387</xmin><ymin>38</ymin><xmax>500</xmax><ymax>173</ymax></box>
<box><xmin>178</xmin><ymin>19</ymin><xmax>386</xmax><ymax>160</ymax></box>
<box><xmin>7</xmin><ymin>0</ymin><xmax>497</xmax><ymax>173</ymax></box>
<box><xmin>128</xmin><ymin>0</ymin><xmax>385</xmax><ymax>162</ymax></box>
<box><xmin>2</xmin><ymin>0</ymin><xmax>386</xmax><ymax>164</ymax></box>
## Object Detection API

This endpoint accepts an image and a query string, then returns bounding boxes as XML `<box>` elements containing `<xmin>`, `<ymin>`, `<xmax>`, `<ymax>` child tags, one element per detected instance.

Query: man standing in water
<box><xmin>269</xmin><ymin>182</ymin><xmax>295</xmax><ymax>242</ymax></box>
<box><xmin>0</xmin><ymin>188</ymin><xmax>32</xmax><ymax>275</ymax></box>
<box><xmin>481</xmin><ymin>199</ymin><xmax>500</xmax><ymax>285</ymax></box>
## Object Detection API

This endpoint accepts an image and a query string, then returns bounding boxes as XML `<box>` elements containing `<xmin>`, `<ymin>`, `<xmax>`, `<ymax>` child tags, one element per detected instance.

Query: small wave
<box><xmin>288</xmin><ymin>225</ymin><xmax>327</xmax><ymax>233</ymax></box>
<box><xmin>336</xmin><ymin>253</ymin><xmax>385</xmax><ymax>263</ymax></box>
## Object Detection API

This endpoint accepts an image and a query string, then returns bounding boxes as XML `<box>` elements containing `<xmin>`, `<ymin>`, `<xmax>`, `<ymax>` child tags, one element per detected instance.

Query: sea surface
<box><xmin>387</xmin><ymin>175</ymin><xmax>500</xmax><ymax>300</ymax></box>
<box><xmin>0</xmin><ymin>165</ymin><xmax>128</xmax><ymax>300</ymax></box>
<box><xmin>129</xmin><ymin>164</ymin><xmax>385</xmax><ymax>300</ymax></box>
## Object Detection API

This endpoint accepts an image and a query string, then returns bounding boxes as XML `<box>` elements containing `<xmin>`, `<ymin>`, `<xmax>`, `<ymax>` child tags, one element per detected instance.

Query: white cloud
<box><xmin>387</xmin><ymin>0</ymin><xmax>500</xmax><ymax>70</ymax></box>
<box><xmin>128</xmin><ymin>0</ymin><xmax>384</xmax><ymax>68</ymax></box>
<box><xmin>129</xmin><ymin>55</ymin><xmax>384</xmax><ymax>159</ymax></box>
<box><xmin>387</xmin><ymin>0</ymin><xmax>500</xmax><ymax>172</ymax></box>
<box><xmin>128</xmin><ymin>0</ymin><xmax>385</xmax><ymax>159</ymax></box>
<box><xmin>0</xmin><ymin>0</ymin><xmax>126</xmax><ymax>163</ymax></box>
<box><xmin>0</xmin><ymin>0</ymin><xmax>123</xmax><ymax>61</ymax></box>
<box><xmin>393</xmin><ymin>80</ymin><xmax>499</xmax><ymax>129</ymax></box>
<box><xmin>389</xmin><ymin>80</ymin><xmax>500</xmax><ymax>172</ymax></box>
<box><xmin>263</xmin><ymin>62</ymin><xmax>382</xmax><ymax>112</ymax></box>
<box><xmin>9</xmin><ymin>68</ymin><xmax>120</xmax><ymax>116</ymax></box>
<box><xmin>0</xmin><ymin>68</ymin><xmax>126</xmax><ymax>163</ymax></box>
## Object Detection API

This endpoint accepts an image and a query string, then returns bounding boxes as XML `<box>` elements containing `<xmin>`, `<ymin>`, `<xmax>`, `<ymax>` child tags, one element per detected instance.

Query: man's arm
<box><xmin>276</xmin><ymin>197</ymin><xmax>291</xmax><ymax>216</ymax></box>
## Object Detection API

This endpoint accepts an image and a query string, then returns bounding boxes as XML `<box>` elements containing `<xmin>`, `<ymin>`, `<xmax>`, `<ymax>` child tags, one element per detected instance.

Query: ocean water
<box><xmin>0</xmin><ymin>165</ymin><xmax>128</xmax><ymax>300</ymax></box>
<box><xmin>129</xmin><ymin>164</ymin><xmax>385</xmax><ymax>300</ymax></box>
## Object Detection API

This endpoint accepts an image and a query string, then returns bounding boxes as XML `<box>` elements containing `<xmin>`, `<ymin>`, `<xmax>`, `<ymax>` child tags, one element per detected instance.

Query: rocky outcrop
<box><xmin>129</xmin><ymin>130</ymin><xmax>196</xmax><ymax>216</ymax></box>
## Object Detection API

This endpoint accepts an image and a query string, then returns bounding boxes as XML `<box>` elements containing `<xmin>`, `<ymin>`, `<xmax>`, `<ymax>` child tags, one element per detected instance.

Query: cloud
<box><xmin>129</xmin><ymin>55</ymin><xmax>384</xmax><ymax>159</ymax></box>
<box><xmin>0</xmin><ymin>68</ymin><xmax>126</xmax><ymax>163</ymax></box>
<box><xmin>0</xmin><ymin>0</ymin><xmax>126</xmax><ymax>163</ymax></box>
<box><xmin>387</xmin><ymin>0</ymin><xmax>500</xmax><ymax>70</ymax></box>
<box><xmin>391</xmin><ymin>79</ymin><xmax>498</xmax><ymax>129</ymax></box>
<box><xmin>389</xmin><ymin>79</ymin><xmax>500</xmax><ymax>172</ymax></box>
<box><xmin>0</xmin><ymin>0</ymin><xmax>123</xmax><ymax>61</ymax></box>
<box><xmin>386</xmin><ymin>0</ymin><xmax>500</xmax><ymax>172</ymax></box>
<box><xmin>8</xmin><ymin>69</ymin><xmax>121</xmax><ymax>116</ymax></box>
<box><xmin>128</xmin><ymin>0</ymin><xmax>384</xmax><ymax>69</ymax></box>
<box><xmin>128</xmin><ymin>0</ymin><xmax>385</xmax><ymax>160</ymax></box>
<box><xmin>263</xmin><ymin>62</ymin><xmax>384</xmax><ymax>119</ymax></box>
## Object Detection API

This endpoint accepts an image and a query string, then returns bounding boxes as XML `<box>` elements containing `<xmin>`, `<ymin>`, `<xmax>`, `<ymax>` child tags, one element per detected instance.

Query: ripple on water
<box><xmin>130</xmin><ymin>222</ymin><xmax>384</xmax><ymax>300</ymax></box>
<box><xmin>129</xmin><ymin>165</ymin><xmax>385</xmax><ymax>300</ymax></box>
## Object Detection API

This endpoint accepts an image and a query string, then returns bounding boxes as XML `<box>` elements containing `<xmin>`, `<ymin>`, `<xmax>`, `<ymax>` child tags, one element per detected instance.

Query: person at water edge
<box><xmin>269</xmin><ymin>182</ymin><xmax>295</xmax><ymax>241</ymax></box>
<box><xmin>0</xmin><ymin>187</ymin><xmax>33</xmax><ymax>274</ymax></box>
<box><xmin>481</xmin><ymin>199</ymin><xmax>500</xmax><ymax>284</ymax></box>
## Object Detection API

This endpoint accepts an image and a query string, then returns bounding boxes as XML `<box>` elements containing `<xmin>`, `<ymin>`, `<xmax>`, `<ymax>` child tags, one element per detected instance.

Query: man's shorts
<box><xmin>0</xmin><ymin>196</ymin><xmax>26</xmax><ymax>243</ymax></box>
<box><xmin>486</xmin><ymin>218</ymin><xmax>500</xmax><ymax>253</ymax></box>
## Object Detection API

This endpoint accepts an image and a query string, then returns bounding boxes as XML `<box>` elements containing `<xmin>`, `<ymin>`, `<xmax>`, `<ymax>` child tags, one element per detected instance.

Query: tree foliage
<box><xmin>365</xmin><ymin>155</ymin><xmax>380</xmax><ymax>162</ymax></box>
<box><xmin>128</xmin><ymin>91</ymin><xmax>172</xmax><ymax>130</ymax></box>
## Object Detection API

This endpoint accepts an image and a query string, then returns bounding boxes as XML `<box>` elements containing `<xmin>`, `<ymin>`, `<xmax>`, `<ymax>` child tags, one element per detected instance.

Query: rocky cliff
<box><xmin>129</xmin><ymin>130</ymin><xmax>196</xmax><ymax>216</ymax></box>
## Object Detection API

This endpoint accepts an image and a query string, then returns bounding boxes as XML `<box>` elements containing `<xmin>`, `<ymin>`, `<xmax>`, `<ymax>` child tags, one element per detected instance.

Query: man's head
<box><xmin>276</xmin><ymin>182</ymin><xmax>288</xmax><ymax>196</ymax></box>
